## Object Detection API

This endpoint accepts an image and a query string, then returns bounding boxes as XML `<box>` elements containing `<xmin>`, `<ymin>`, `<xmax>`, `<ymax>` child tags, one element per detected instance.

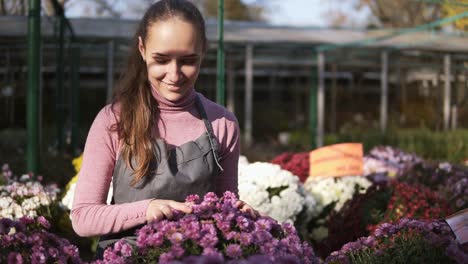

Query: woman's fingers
<box><xmin>168</xmin><ymin>201</ymin><xmax>193</xmax><ymax>214</ymax></box>
<box><xmin>147</xmin><ymin>199</ymin><xmax>262</xmax><ymax>222</ymax></box>
<box><xmin>235</xmin><ymin>201</ymin><xmax>244</xmax><ymax>209</ymax></box>
<box><xmin>146</xmin><ymin>199</ymin><xmax>193</xmax><ymax>222</ymax></box>
<box><xmin>243</xmin><ymin>206</ymin><xmax>258</xmax><ymax>218</ymax></box>
<box><xmin>237</xmin><ymin>200</ymin><xmax>260</xmax><ymax>218</ymax></box>
<box><xmin>147</xmin><ymin>207</ymin><xmax>165</xmax><ymax>222</ymax></box>
<box><xmin>158</xmin><ymin>204</ymin><xmax>174</xmax><ymax>219</ymax></box>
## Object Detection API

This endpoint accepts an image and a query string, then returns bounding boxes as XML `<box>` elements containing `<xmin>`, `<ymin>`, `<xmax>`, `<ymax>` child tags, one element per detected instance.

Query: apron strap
<box><xmin>194</xmin><ymin>95</ymin><xmax>224</xmax><ymax>172</ymax></box>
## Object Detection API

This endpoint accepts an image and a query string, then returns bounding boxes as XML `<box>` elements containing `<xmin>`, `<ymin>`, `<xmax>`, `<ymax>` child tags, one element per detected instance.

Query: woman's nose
<box><xmin>166</xmin><ymin>61</ymin><xmax>181</xmax><ymax>83</ymax></box>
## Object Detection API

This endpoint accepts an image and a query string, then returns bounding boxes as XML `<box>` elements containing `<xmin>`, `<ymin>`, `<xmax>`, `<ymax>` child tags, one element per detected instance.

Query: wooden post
<box><xmin>56</xmin><ymin>15</ymin><xmax>65</xmax><ymax>151</ymax></box>
<box><xmin>227</xmin><ymin>58</ymin><xmax>235</xmax><ymax>113</ymax></box>
<box><xmin>70</xmin><ymin>46</ymin><xmax>80</xmax><ymax>154</ymax></box>
<box><xmin>216</xmin><ymin>0</ymin><xmax>225</xmax><ymax>105</ymax></box>
<box><xmin>106</xmin><ymin>40</ymin><xmax>114</xmax><ymax>103</ymax></box>
<box><xmin>244</xmin><ymin>44</ymin><xmax>253</xmax><ymax>147</ymax></box>
<box><xmin>380</xmin><ymin>51</ymin><xmax>388</xmax><ymax>133</ymax></box>
<box><xmin>443</xmin><ymin>54</ymin><xmax>451</xmax><ymax>131</ymax></box>
<box><xmin>317</xmin><ymin>51</ymin><xmax>325</xmax><ymax>147</ymax></box>
<box><xmin>330</xmin><ymin>63</ymin><xmax>337</xmax><ymax>133</ymax></box>
<box><xmin>451</xmin><ymin>106</ymin><xmax>457</xmax><ymax>130</ymax></box>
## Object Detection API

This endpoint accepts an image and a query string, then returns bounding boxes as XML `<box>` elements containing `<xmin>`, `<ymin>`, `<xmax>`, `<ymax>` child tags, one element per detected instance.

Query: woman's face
<box><xmin>139</xmin><ymin>17</ymin><xmax>204</xmax><ymax>102</ymax></box>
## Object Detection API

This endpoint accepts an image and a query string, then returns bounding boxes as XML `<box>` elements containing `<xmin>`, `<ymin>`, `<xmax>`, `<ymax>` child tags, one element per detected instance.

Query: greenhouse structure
<box><xmin>1</xmin><ymin>14</ymin><xmax>467</xmax><ymax>152</ymax></box>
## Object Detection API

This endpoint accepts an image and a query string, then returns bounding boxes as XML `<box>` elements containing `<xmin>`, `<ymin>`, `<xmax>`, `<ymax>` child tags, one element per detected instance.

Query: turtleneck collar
<box><xmin>150</xmin><ymin>85</ymin><xmax>196</xmax><ymax>112</ymax></box>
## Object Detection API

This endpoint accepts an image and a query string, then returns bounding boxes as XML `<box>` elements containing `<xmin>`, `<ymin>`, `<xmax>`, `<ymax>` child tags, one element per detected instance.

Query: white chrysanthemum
<box><xmin>304</xmin><ymin>176</ymin><xmax>372</xmax><ymax>212</ymax></box>
<box><xmin>0</xmin><ymin>197</ymin><xmax>15</xmax><ymax>219</ymax></box>
<box><xmin>61</xmin><ymin>180</ymin><xmax>113</xmax><ymax>211</ymax></box>
<box><xmin>20</xmin><ymin>174</ymin><xmax>31</xmax><ymax>182</ymax></box>
<box><xmin>13</xmin><ymin>204</ymin><xmax>23</xmax><ymax>218</ymax></box>
<box><xmin>21</xmin><ymin>192</ymin><xmax>52</xmax><ymax>217</ymax></box>
<box><xmin>363</xmin><ymin>157</ymin><xmax>398</xmax><ymax>177</ymax></box>
<box><xmin>303</xmin><ymin>175</ymin><xmax>371</xmax><ymax>241</ymax></box>
<box><xmin>238</xmin><ymin>155</ymin><xmax>249</xmax><ymax>169</ymax></box>
<box><xmin>61</xmin><ymin>182</ymin><xmax>76</xmax><ymax>210</ymax></box>
<box><xmin>0</xmin><ymin>196</ymin><xmax>12</xmax><ymax>208</ymax></box>
<box><xmin>0</xmin><ymin>179</ymin><xmax>60</xmax><ymax>220</ymax></box>
<box><xmin>238</xmin><ymin>161</ymin><xmax>318</xmax><ymax>223</ymax></box>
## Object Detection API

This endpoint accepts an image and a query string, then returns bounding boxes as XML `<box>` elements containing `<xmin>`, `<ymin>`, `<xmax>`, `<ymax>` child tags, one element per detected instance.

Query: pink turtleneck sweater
<box><xmin>71</xmin><ymin>88</ymin><xmax>240</xmax><ymax>237</ymax></box>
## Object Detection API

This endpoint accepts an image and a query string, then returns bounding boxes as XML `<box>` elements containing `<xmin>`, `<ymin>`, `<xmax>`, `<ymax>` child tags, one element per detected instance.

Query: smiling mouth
<box><xmin>161</xmin><ymin>80</ymin><xmax>185</xmax><ymax>87</ymax></box>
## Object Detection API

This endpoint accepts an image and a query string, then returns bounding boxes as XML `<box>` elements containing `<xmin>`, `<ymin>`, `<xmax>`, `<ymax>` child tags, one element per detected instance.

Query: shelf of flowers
<box><xmin>0</xmin><ymin>146</ymin><xmax>467</xmax><ymax>263</ymax></box>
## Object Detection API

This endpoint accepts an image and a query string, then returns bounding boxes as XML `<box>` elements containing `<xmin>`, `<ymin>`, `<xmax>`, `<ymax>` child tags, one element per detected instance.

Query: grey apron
<box><xmin>96</xmin><ymin>95</ymin><xmax>223</xmax><ymax>257</ymax></box>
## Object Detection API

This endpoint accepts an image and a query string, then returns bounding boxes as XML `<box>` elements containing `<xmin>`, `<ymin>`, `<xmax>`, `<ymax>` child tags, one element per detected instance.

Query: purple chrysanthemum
<box><xmin>37</xmin><ymin>216</ymin><xmax>50</xmax><ymax>229</ymax></box>
<box><xmin>96</xmin><ymin>192</ymin><xmax>318</xmax><ymax>263</ymax></box>
<box><xmin>225</xmin><ymin>244</ymin><xmax>242</xmax><ymax>259</ymax></box>
<box><xmin>326</xmin><ymin>218</ymin><xmax>467</xmax><ymax>264</ymax></box>
<box><xmin>1</xmin><ymin>217</ymin><xmax>83</xmax><ymax>263</ymax></box>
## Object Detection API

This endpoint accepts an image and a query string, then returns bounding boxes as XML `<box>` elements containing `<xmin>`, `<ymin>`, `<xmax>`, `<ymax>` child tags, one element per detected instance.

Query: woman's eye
<box><xmin>153</xmin><ymin>57</ymin><xmax>198</xmax><ymax>65</ymax></box>
<box><xmin>180</xmin><ymin>58</ymin><xmax>198</xmax><ymax>65</ymax></box>
<box><xmin>155</xmin><ymin>58</ymin><xmax>169</xmax><ymax>64</ymax></box>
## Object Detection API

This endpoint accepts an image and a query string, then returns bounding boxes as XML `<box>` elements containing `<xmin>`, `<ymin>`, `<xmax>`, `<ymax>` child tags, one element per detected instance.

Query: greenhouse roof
<box><xmin>1</xmin><ymin>16</ymin><xmax>467</xmax><ymax>53</ymax></box>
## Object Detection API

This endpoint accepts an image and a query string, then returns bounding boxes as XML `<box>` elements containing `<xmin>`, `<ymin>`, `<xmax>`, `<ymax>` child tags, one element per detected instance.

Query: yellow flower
<box><xmin>72</xmin><ymin>154</ymin><xmax>83</xmax><ymax>173</ymax></box>
<box><xmin>65</xmin><ymin>154</ymin><xmax>83</xmax><ymax>191</ymax></box>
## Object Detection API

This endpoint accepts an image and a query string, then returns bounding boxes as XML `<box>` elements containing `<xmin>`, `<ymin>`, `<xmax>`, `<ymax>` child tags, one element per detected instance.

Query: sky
<box><xmin>252</xmin><ymin>0</ymin><xmax>372</xmax><ymax>27</ymax></box>
<box><xmin>65</xmin><ymin>0</ymin><xmax>373</xmax><ymax>28</ymax></box>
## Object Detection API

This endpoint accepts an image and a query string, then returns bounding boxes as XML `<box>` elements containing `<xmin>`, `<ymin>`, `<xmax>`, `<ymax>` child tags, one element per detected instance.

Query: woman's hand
<box><xmin>146</xmin><ymin>199</ymin><xmax>193</xmax><ymax>222</ymax></box>
<box><xmin>235</xmin><ymin>200</ymin><xmax>263</xmax><ymax>218</ymax></box>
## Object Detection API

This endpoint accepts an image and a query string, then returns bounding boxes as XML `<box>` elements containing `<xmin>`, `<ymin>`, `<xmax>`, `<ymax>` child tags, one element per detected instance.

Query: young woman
<box><xmin>71</xmin><ymin>0</ymin><xmax>248</xmax><ymax>254</ymax></box>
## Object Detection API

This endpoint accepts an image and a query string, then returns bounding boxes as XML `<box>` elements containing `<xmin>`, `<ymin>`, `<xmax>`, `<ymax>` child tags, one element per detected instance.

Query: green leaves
<box><xmin>266</xmin><ymin>185</ymin><xmax>289</xmax><ymax>199</ymax></box>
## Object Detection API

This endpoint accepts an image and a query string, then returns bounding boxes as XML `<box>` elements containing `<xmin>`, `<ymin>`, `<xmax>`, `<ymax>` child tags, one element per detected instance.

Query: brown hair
<box><xmin>111</xmin><ymin>0</ymin><xmax>207</xmax><ymax>186</ymax></box>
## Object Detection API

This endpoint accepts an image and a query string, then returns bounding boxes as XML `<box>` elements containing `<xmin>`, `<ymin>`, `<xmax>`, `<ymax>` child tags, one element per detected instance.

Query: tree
<box><xmin>0</xmin><ymin>0</ymin><xmax>28</xmax><ymax>15</ymax></box>
<box><xmin>99</xmin><ymin>0</ymin><xmax>268</xmax><ymax>21</ymax></box>
<box><xmin>442</xmin><ymin>0</ymin><xmax>468</xmax><ymax>31</ymax></box>
<box><xmin>0</xmin><ymin>0</ymin><xmax>267</xmax><ymax>22</ymax></box>
<box><xmin>325</xmin><ymin>0</ymin><xmax>467</xmax><ymax>30</ymax></box>
<box><xmin>64</xmin><ymin>0</ymin><xmax>123</xmax><ymax>18</ymax></box>
<box><xmin>321</xmin><ymin>7</ymin><xmax>359</xmax><ymax>28</ymax></box>
<box><xmin>0</xmin><ymin>0</ymin><xmax>68</xmax><ymax>16</ymax></box>
<box><xmin>357</xmin><ymin>0</ymin><xmax>442</xmax><ymax>28</ymax></box>
<box><xmin>324</xmin><ymin>0</ymin><xmax>443</xmax><ymax>28</ymax></box>
<box><xmin>197</xmin><ymin>0</ymin><xmax>265</xmax><ymax>21</ymax></box>
<box><xmin>43</xmin><ymin>0</ymin><xmax>67</xmax><ymax>16</ymax></box>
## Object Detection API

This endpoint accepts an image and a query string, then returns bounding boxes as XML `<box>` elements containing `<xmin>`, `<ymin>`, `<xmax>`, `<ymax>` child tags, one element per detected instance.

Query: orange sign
<box><xmin>309</xmin><ymin>143</ymin><xmax>364</xmax><ymax>178</ymax></box>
